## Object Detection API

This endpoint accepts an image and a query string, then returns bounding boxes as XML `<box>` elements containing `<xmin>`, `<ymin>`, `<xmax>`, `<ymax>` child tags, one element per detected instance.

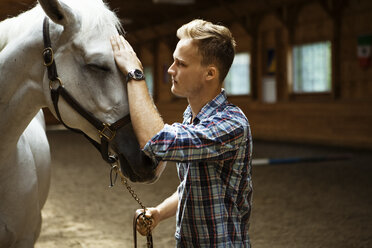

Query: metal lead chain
<box><xmin>120</xmin><ymin>175</ymin><xmax>146</xmax><ymax>210</ymax></box>
<box><xmin>108</xmin><ymin>162</ymin><xmax>153</xmax><ymax>247</ymax></box>
<box><xmin>108</xmin><ymin>163</ymin><xmax>146</xmax><ymax>210</ymax></box>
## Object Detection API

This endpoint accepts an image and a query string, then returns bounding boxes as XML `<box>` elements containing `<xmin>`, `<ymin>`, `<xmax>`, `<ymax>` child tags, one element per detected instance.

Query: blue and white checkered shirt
<box><xmin>144</xmin><ymin>90</ymin><xmax>253</xmax><ymax>247</ymax></box>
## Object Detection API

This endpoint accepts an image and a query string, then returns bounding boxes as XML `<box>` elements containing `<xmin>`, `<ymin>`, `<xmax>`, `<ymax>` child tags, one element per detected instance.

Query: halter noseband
<box><xmin>42</xmin><ymin>17</ymin><xmax>130</xmax><ymax>164</ymax></box>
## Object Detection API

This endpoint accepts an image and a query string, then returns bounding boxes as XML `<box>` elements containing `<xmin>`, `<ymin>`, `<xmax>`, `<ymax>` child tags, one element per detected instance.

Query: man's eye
<box><xmin>87</xmin><ymin>64</ymin><xmax>110</xmax><ymax>72</ymax></box>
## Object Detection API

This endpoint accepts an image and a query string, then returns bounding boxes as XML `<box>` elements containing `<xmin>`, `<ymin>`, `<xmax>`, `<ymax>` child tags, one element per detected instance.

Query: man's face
<box><xmin>168</xmin><ymin>38</ymin><xmax>207</xmax><ymax>98</ymax></box>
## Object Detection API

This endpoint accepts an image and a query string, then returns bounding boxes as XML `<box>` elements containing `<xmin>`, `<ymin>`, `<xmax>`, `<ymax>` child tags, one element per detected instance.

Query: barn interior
<box><xmin>1</xmin><ymin>0</ymin><xmax>371</xmax><ymax>247</ymax></box>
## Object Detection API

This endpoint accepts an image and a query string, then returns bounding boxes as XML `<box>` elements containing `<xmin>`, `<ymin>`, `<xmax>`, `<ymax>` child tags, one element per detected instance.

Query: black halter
<box><xmin>42</xmin><ymin>17</ymin><xmax>130</xmax><ymax>164</ymax></box>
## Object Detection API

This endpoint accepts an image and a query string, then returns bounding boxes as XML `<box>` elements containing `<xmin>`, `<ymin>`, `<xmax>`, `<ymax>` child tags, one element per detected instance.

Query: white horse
<box><xmin>0</xmin><ymin>0</ymin><xmax>163</xmax><ymax>247</ymax></box>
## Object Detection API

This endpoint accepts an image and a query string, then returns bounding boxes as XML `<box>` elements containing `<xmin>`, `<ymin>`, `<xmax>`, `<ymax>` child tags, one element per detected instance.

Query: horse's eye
<box><xmin>87</xmin><ymin>63</ymin><xmax>110</xmax><ymax>72</ymax></box>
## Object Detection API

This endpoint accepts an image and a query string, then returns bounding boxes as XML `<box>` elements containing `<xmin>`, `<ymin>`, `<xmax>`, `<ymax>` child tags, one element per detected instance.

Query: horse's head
<box><xmin>38</xmin><ymin>0</ymin><xmax>163</xmax><ymax>183</ymax></box>
<box><xmin>39</xmin><ymin>0</ymin><xmax>127</xmax><ymax>136</ymax></box>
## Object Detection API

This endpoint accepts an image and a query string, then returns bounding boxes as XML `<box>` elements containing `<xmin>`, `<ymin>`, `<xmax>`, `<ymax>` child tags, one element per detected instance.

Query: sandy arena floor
<box><xmin>34</xmin><ymin>131</ymin><xmax>372</xmax><ymax>248</ymax></box>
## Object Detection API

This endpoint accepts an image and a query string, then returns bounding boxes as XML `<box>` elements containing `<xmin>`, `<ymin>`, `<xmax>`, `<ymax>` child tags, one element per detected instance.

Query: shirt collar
<box><xmin>183</xmin><ymin>89</ymin><xmax>227</xmax><ymax>124</ymax></box>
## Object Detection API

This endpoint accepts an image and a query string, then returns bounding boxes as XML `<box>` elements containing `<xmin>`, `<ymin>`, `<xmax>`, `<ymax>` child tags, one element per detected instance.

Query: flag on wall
<box><xmin>357</xmin><ymin>35</ymin><xmax>372</xmax><ymax>69</ymax></box>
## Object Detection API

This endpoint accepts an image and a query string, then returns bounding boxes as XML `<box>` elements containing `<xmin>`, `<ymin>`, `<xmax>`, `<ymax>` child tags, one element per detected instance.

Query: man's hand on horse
<box><xmin>110</xmin><ymin>35</ymin><xmax>143</xmax><ymax>75</ymax></box>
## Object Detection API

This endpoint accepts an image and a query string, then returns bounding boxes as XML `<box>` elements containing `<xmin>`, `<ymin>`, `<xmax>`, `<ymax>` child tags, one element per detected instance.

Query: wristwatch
<box><xmin>126</xmin><ymin>69</ymin><xmax>145</xmax><ymax>82</ymax></box>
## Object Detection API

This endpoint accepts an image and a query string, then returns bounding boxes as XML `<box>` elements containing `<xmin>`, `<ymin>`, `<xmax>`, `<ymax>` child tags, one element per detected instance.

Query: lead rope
<box><xmin>109</xmin><ymin>163</ymin><xmax>153</xmax><ymax>248</ymax></box>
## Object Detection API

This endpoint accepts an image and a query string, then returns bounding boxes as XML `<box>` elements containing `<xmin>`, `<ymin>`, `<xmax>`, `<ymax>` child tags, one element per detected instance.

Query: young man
<box><xmin>111</xmin><ymin>19</ymin><xmax>253</xmax><ymax>247</ymax></box>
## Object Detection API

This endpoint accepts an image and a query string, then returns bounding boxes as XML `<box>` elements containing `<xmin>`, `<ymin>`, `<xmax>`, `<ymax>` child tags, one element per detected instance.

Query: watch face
<box><xmin>134</xmin><ymin>69</ymin><xmax>143</xmax><ymax>79</ymax></box>
<box><xmin>127</xmin><ymin>69</ymin><xmax>145</xmax><ymax>82</ymax></box>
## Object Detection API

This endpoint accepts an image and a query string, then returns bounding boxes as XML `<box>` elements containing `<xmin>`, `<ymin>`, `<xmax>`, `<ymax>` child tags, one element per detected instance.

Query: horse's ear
<box><xmin>38</xmin><ymin>0</ymin><xmax>80</xmax><ymax>32</ymax></box>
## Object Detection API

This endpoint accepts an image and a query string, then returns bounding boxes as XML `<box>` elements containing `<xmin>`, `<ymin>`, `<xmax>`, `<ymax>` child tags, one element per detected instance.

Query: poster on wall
<box><xmin>262</xmin><ymin>76</ymin><xmax>277</xmax><ymax>103</ymax></box>
<box><xmin>263</xmin><ymin>49</ymin><xmax>277</xmax><ymax>103</ymax></box>
<box><xmin>357</xmin><ymin>34</ymin><xmax>372</xmax><ymax>69</ymax></box>
<box><xmin>266</xmin><ymin>48</ymin><xmax>276</xmax><ymax>75</ymax></box>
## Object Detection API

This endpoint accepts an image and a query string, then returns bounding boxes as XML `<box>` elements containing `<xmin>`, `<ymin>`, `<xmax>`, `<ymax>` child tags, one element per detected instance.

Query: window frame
<box><xmin>288</xmin><ymin>40</ymin><xmax>333</xmax><ymax>100</ymax></box>
<box><xmin>223</xmin><ymin>52</ymin><xmax>252</xmax><ymax>97</ymax></box>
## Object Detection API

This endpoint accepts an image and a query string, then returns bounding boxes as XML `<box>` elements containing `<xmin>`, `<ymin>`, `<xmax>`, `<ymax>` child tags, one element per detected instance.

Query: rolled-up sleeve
<box><xmin>143</xmin><ymin>113</ymin><xmax>247</xmax><ymax>163</ymax></box>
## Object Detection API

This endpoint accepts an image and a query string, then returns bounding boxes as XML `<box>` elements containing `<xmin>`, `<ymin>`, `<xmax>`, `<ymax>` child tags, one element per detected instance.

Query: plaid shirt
<box><xmin>144</xmin><ymin>90</ymin><xmax>252</xmax><ymax>247</ymax></box>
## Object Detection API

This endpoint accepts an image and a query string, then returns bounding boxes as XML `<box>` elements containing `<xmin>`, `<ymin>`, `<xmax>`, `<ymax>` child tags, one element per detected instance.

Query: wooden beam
<box><xmin>273</xmin><ymin>3</ymin><xmax>303</xmax><ymax>45</ymax></box>
<box><xmin>329</xmin><ymin>0</ymin><xmax>349</xmax><ymax>99</ymax></box>
<box><xmin>250</xmin><ymin>14</ymin><xmax>262</xmax><ymax>100</ymax></box>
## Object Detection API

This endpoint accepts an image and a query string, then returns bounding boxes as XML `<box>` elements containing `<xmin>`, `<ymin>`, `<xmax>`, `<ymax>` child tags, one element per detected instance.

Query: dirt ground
<box><xmin>35</xmin><ymin>131</ymin><xmax>372</xmax><ymax>248</ymax></box>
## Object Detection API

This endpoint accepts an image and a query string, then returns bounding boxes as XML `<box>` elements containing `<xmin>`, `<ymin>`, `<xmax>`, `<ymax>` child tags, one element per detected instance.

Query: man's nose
<box><xmin>168</xmin><ymin>62</ymin><xmax>175</xmax><ymax>75</ymax></box>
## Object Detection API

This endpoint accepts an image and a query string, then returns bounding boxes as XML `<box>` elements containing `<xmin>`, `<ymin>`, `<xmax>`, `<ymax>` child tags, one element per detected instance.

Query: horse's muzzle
<box><xmin>111</xmin><ymin>124</ymin><xmax>160</xmax><ymax>183</ymax></box>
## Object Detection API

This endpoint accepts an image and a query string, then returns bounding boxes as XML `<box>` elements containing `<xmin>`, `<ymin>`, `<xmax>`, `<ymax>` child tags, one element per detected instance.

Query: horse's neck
<box><xmin>0</xmin><ymin>8</ymin><xmax>50</xmax><ymax>151</ymax></box>
<box><xmin>0</xmin><ymin>5</ymin><xmax>40</xmax><ymax>50</ymax></box>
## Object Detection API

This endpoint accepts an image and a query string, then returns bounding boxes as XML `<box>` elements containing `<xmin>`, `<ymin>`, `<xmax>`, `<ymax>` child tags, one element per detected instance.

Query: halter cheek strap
<box><xmin>42</xmin><ymin>17</ymin><xmax>130</xmax><ymax>164</ymax></box>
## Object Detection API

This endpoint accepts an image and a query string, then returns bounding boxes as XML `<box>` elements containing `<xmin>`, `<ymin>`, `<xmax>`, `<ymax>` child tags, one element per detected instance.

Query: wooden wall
<box><xmin>135</xmin><ymin>0</ymin><xmax>372</xmax><ymax>150</ymax></box>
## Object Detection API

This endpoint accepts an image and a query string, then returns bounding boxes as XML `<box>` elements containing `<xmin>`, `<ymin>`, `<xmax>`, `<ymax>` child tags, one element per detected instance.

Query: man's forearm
<box><xmin>110</xmin><ymin>35</ymin><xmax>164</xmax><ymax>148</ymax></box>
<box><xmin>156</xmin><ymin>191</ymin><xmax>178</xmax><ymax>222</ymax></box>
<box><xmin>127</xmin><ymin>80</ymin><xmax>164</xmax><ymax>148</ymax></box>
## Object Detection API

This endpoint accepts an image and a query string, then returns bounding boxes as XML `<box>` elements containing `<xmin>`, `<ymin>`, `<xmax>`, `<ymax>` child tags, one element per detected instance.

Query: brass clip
<box><xmin>49</xmin><ymin>77</ymin><xmax>63</xmax><ymax>90</ymax></box>
<box><xmin>99</xmin><ymin>123</ymin><xmax>116</xmax><ymax>141</ymax></box>
<box><xmin>43</xmin><ymin>47</ymin><xmax>54</xmax><ymax>66</ymax></box>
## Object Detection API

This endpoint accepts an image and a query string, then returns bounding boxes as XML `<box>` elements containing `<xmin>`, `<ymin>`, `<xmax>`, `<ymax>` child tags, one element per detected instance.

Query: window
<box><xmin>292</xmin><ymin>41</ymin><xmax>332</xmax><ymax>93</ymax></box>
<box><xmin>143</xmin><ymin>66</ymin><xmax>154</xmax><ymax>96</ymax></box>
<box><xmin>224</xmin><ymin>52</ymin><xmax>250</xmax><ymax>95</ymax></box>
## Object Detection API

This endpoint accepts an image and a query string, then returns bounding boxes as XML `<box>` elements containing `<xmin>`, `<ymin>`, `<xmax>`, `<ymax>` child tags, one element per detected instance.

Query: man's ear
<box><xmin>205</xmin><ymin>66</ymin><xmax>218</xmax><ymax>81</ymax></box>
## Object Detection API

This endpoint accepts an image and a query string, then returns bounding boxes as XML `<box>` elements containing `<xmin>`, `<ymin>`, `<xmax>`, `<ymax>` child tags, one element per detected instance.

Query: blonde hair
<box><xmin>177</xmin><ymin>19</ymin><xmax>236</xmax><ymax>82</ymax></box>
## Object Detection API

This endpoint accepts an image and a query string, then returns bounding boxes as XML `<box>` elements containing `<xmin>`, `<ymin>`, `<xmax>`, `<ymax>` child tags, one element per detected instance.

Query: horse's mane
<box><xmin>63</xmin><ymin>0</ymin><xmax>123</xmax><ymax>36</ymax></box>
<box><xmin>0</xmin><ymin>0</ymin><xmax>123</xmax><ymax>51</ymax></box>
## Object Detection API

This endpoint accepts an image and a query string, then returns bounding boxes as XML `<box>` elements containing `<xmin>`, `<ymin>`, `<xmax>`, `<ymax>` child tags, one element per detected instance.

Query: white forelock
<box><xmin>62</xmin><ymin>0</ymin><xmax>123</xmax><ymax>36</ymax></box>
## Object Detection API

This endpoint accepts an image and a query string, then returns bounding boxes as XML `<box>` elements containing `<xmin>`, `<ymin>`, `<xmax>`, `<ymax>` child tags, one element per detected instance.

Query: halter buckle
<box><xmin>43</xmin><ymin>47</ymin><xmax>54</xmax><ymax>67</ymax></box>
<box><xmin>49</xmin><ymin>77</ymin><xmax>63</xmax><ymax>90</ymax></box>
<box><xmin>99</xmin><ymin>123</ymin><xmax>116</xmax><ymax>141</ymax></box>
